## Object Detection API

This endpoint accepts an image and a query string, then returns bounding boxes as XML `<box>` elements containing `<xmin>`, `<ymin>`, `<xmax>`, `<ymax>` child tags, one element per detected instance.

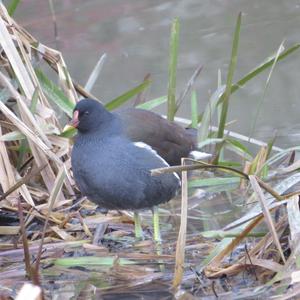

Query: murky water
<box><xmin>11</xmin><ymin>0</ymin><xmax>300</xmax><ymax>148</ymax></box>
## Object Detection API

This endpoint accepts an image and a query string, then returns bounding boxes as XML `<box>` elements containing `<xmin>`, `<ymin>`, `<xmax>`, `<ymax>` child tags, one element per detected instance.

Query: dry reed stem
<box><xmin>249</xmin><ymin>175</ymin><xmax>286</xmax><ymax>263</ymax></box>
<box><xmin>0</xmin><ymin>3</ymin><xmax>76</xmax><ymax>210</ymax></box>
<box><xmin>35</xmin><ymin>166</ymin><xmax>66</xmax><ymax>271</ymax></box>
<box><xmin>173</xmin><ymin>158</ymin><xmax>188</xmax><ymax>288</ymax></box>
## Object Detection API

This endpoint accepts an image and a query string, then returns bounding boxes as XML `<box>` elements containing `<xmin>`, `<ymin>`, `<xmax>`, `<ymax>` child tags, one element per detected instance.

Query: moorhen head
<box><xmin>70</xmin><ymin>99</ymin><xmax>181</xmax><ymax>241</ymax></box>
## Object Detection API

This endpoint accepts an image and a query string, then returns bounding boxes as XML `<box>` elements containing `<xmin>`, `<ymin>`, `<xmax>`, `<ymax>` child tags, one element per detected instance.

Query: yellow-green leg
<box><xmin>152</xmin><ymin>206</ymin><xmax>162</xmax><ymax>243</ymax></box>
<box><xmin>152</xmin><ymin>206</ymin><xmax>164</xmax><ymax>271</ymax></box>
<box><xmin>134</xmin><ymin>211</ymin><xmax>143</xmax><ymax>240</ymax></box>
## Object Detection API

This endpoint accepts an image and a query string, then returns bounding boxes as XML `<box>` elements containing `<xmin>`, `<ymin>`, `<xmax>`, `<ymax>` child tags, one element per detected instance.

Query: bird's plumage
<box><xmin>116</xmin><ymin>107</ymin><xmax>195</xmax><ymax>166</ymax></box>
<box><xmin>71</xmin><ymin>99</ymin><xmax>180</xmax><ymax>211</ymax></box>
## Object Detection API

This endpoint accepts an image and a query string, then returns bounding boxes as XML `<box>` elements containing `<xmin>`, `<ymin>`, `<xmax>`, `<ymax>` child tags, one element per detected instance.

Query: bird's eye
<box><xmin>84</xmin><ymin>111</ymin><xmax>89</xmax><ymax>116</ymax></box>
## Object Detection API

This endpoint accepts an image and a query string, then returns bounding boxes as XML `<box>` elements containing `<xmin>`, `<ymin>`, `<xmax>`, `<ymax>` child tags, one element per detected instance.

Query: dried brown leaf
<box><xmin>249</xmin><ymin>175</ymin><xmax>286</xmax><ymax>263</ymax></box>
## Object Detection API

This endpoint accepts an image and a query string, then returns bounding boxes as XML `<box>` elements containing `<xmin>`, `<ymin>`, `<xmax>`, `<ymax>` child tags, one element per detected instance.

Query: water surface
<box><xmin>11</xmin><ymin>0</ymin><xmax>300</xmax><ymax>148</ymax></box>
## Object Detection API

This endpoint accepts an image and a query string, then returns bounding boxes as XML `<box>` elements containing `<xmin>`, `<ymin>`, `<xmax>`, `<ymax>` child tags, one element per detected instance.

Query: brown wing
<box><xmin>115</xmin><ymin>108</ymin><xmax>196</xmax><ymax>166</ymax></box>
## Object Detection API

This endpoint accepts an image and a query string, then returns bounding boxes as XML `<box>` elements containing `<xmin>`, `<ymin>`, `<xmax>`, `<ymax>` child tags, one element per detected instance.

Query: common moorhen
<box><xmin>70</xmin><ymin>99</ymin><xmax>181</xmax><ymax>241</ymax></box>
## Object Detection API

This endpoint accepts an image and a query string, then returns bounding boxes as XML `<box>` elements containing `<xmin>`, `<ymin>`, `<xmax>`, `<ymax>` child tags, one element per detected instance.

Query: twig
<box><xmin>0</xmin><ymin>164</ymin><xmax>47</xmax><ymax>201</ymax></box>
<box><xmin>18</xmin><ymin>198</ymin><xmax>32</xmax><ymax>278</ymax></box>
<box><xmin>176</xmin><ymin>64</ymin><xmax>203</xmax><ymax>108</ymax></box>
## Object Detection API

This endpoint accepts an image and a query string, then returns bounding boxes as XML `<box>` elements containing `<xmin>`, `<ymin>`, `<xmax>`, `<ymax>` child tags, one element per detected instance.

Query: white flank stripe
<box><xmin>134</xmin><ymin>142</ymin><xmax>168</xmax><ymax>167</ymax></box>
<box><xmin>189</xmin><ymin>150</ymin><xmax>212</xmax><ymax>160</ymax></box>
<box><xmin>134</xmin><ymin>142</ymin><xmax>181</xmax><ymax>183</ymax></box>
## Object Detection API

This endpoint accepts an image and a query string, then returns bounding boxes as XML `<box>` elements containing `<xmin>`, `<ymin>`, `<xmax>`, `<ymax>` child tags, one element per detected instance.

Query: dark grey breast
<box><xmin>71</xmin><ymin>99</ymin><xmax>180</xmax><ymax>211</ymax></box>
